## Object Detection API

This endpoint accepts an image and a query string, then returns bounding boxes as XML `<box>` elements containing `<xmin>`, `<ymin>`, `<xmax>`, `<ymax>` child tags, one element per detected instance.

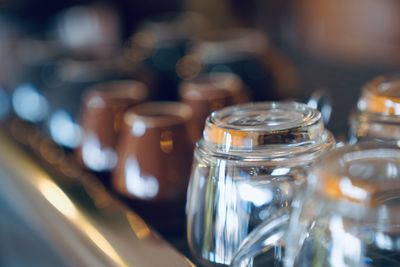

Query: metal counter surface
<box><xmin>0</xmin><ymin>124</ymin><xmax>194</xmax><ymax>267</ymax></box>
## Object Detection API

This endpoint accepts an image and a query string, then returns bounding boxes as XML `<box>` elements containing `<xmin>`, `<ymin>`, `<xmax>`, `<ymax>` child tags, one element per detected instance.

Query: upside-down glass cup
<box><xmin>232</xmin><ymin>142</ymin><xmax>400</xmax><ymax>267</ymax></box>
<box><xmin>78</xmin><ymin>80</ymin><xmax>148</xmax><ymax>173</ymax></box>
<box><xmin>350</xmin><ymin>75</ymin><xmax>400</xmax><ymax>143</ymax></box>
<box><xmin>179</xmin><ymin>72</ymin><xmax>249</xmax><ymax>144</ymax></box>
<box><xmin>186</xmin><ymin>102</ymin><xmax>335</xmax><ymax>266</ymax></box>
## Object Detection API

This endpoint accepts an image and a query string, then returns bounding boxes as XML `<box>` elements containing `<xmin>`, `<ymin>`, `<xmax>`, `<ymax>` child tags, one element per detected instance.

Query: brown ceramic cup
<box><xmin>112</xmin><ymin>102</ymin><xmax>193</xmax><ymax>203</ymax></box>
<box><xmin>179</xmin><ymin>72</ymin><xmax>248</xmax><ymax>143</ymax></box>
<box><xmin>78</xmin><ymin>80</ymin><xmax>148</xmax><ymax>172</ymax></box>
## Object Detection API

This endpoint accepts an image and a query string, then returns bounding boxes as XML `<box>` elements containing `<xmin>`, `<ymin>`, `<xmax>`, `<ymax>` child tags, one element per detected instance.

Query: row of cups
<box><xmin>6</xmin><ymin>10</ymin><xmax>292</xmax><ymax>232</ymax></box>
<box><xmin>186</xmin><ymin>74</ymin><xmax>400</xmax><ymax>266</ymax></box>
<box><xmin>7</xmin><ymin>11</ymin><xmax>294</xmax><ymax>150</ymax></box>
<box><xmin>76</xmin><ymin>72</ymin><xmax>248</xmax><ymax>205</ymax></box>
<box><xmin>73</xmin><ymin>70</ymin><xmax>400</xmax><ymax>266</ymax></box>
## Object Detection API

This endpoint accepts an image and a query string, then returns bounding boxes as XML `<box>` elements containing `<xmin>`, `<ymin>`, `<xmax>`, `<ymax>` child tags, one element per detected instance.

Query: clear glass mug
<box><xmin>231</xmin><ymin>142</ymin><xmax>400</xmax><ymax>267</ymax></box>
<box><xmin>186</xmin><ymin>102</ymin><xmax>335</xmax><ymax>266</ymax></box>
<box><xmin>350</xmin><ymin>75</ymin><xmax>400</xmax><ymax>143</ymax></box>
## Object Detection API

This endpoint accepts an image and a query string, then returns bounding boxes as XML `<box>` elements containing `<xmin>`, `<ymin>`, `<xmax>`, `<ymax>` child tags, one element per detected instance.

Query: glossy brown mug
<box><xmin>78</xmin><ymin>80</ymin><xmax>148</xmax><ymax>172</ymax></box>
<box><xmin>112</xmin><ymin>102</ymin><xmax>193</xmax><ymax>202</ymax></box>
<box><xmin>179</xmin><ymin>72</ymin><xmax>248</xmax><ymax>143</ymax></box>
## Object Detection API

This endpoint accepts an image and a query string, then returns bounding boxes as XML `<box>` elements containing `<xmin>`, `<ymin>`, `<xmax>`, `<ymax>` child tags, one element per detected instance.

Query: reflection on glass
<box><xmin>12</xmin><ymin>83</ymin><xmax>48</xmax><ymax>122</ymax></box>
<box><xmin>238</xmin><ymin>182</ymin><xmax>274</xmax><ymax>207</ymax></box>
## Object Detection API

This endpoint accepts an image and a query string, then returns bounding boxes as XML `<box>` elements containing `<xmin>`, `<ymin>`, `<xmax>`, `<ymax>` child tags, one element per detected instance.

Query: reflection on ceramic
<box><xmin>81</xmin><ymin>134</ymin><xmax>118</xmax><ymax>171</ymax></box>
<box><xmin>124</xmin><ymin>156</ymin><xmax>159</xmax><ymax>199</ymax></box>
<box><xmin>350</xmin><ymin>75</ymin><xmax>400</xmax><ymax>142</ymax></box>
<box><xmin>232</xmin><ymin>142</ymin><xmax>400</xmax><ymax>267</ymax></box>
<box><xmin>186</xmin><ymin>102</ymin><xmax>335</xmax><ymax>266</ymax></box>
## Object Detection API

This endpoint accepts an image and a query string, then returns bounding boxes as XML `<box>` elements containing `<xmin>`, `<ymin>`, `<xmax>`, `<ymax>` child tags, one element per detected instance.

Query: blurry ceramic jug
<box><xmin>78</xmin><ymin>80</ymin><xmax>148</xmax><ymax>172</ymax></box>
<box><xmin>113</xmin><ymin>102</ymin><xmax>193</xmax><ymax>231</ymax></box>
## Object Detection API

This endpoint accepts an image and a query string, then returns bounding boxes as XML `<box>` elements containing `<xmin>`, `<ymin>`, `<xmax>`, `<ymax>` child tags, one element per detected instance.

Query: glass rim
<box><xmin>196</xmin><ymin>132</ymin><xmax>335</xmax><ymax>163</ymax></box>
<box><xmin>311</xmin><ymin>141</ymin><xmax>400</xmax><ymax>206</ymax></box>
<box><xmin>208</xmin><ymin>102</ymin><xmax>321</xmax><ymax>131</ymax></box>
<box><xmin>124</xmin><ymin>101</ymin><xmax>192</xmax><ymax>128</ymax></box>
<box><xmin>198</xmin><ymin>101</ymin><xmax>335</xmax><ymax>158</ymax></box>
<box><xmin>179</xmin><ymin>72</ymin><xmax>243</xmax><ymax>100</ymax></box>
<box><xmin>203</xmin><ymin>102</ymin><xmax>327</xmax><ymax>150</ymax></box>
<box><xmin>358</xmin><ymin>75</ymin><xmax>400</xmax><ymax>116</ymax></box>
<box><xmin>83</xmin><ymin>80</ymin><xmax>148</xmax><ymax>107</ymax></box>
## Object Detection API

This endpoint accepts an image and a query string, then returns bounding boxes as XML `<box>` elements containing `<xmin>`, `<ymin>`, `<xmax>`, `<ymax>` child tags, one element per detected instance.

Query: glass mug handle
<box><xmin>307</xmin><ymin>89</ymin><xmax>332</xmax><ymax>125</ymax></box>
<box><xmin>230</xmin><ymin>210</ymin><xmax>290</xmax><ymax>267</ymax></box>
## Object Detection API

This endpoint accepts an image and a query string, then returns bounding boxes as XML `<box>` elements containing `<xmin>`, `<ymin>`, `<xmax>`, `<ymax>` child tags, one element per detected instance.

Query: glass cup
<box><xmin>183</xmin><ymin>28</ymin><xmax>298</xmax><ymax>101</ymax></box>
<box><xmin>179</xmin><ymin>72</ymin><xmax>249</xmax><ymax>144</ymax></box>
<box><xmin>186</xmin><ymin>102</ymin><xmax>335</xmax><ymax>266</ymax></box>
<box><xmin>78</xmin><ymin>80</ymin><xmax>148</xmax><ymax>173</ymax></box>
<box><xmin>350</xmin><ymin>75</ymin><xmax>400</xmax><ymax>142</ymax></box>
<box><xmin>125</xmin><ymin>12</ymin><xmax>206</xmax><ymax>101</ymax></box>
<box><xmin>112</xmin><ymin>102</ymin><xmax>193</xmax><ymax>231</ymax></box>
<box><xmin>232</xmin><ymin>142</ymin><xmax>400</xmax><ymax>267</ymax></box>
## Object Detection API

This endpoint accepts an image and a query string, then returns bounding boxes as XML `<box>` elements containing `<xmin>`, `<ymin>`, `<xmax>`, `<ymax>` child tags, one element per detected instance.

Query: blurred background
<box><xmin>1</xmin><ymin>0</ymin><xmax>399</xmax><ymax>133</ymax></box>
<box><xmin>1</xmin><ymin>0</ymin><xmax>400</xmax><ymax>266</ymax></box>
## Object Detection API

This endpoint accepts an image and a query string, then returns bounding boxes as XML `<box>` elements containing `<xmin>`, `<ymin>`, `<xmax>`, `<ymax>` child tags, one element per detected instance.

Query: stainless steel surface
<box><xmin>0</xmin><ymin>125</ymin><xmax>193</xmax><ymax>267</ymax></box>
